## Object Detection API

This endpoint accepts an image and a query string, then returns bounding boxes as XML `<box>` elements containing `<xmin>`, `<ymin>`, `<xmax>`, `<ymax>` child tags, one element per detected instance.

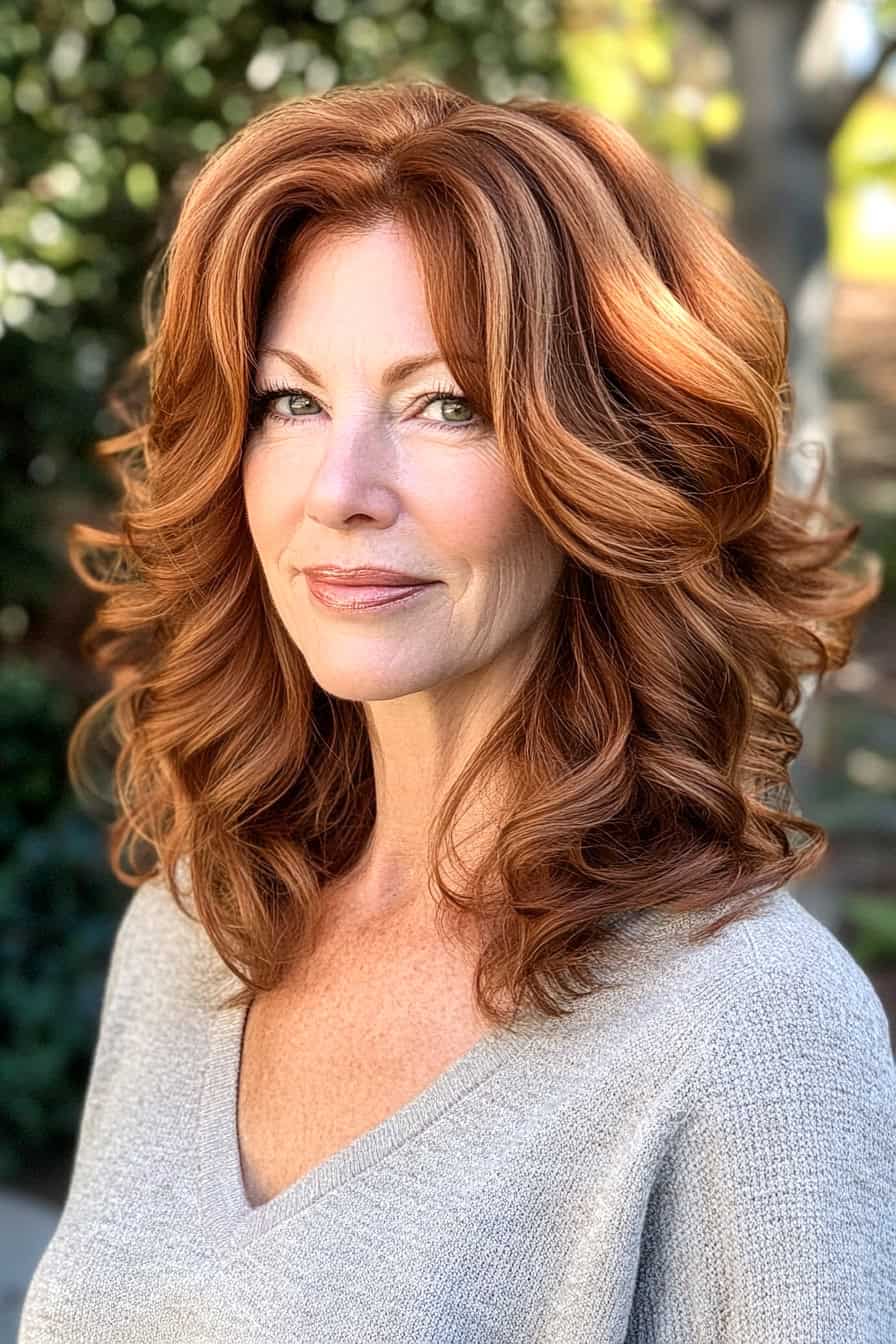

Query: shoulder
<box><xmin>669</xmin><ymin>888</ymin><xmax>896</xmax><ymax>1172</ymax></box>
<box><xmin>699</xmin><ymin>888</ymin><xmax>893</xmax><ymax>1074</ymax></box>
<box><xmin>592</xmin><ymin>887</ymin><xmax>895</xmax><ymax>1138</ymax></box>
<box><xmin>600</xmin><ymin>887</ymin><xmax>891</xmax><ymax>1064</ymax></box>
<box><xmin>626</xmin><ymin>892</ymin><xmax>896</xmax><ymax>1339</ymax></box>
<box><xmin>105</xmin><ymin>858</ymin><xmax>209</xmax><ymax>1003</ymax></box>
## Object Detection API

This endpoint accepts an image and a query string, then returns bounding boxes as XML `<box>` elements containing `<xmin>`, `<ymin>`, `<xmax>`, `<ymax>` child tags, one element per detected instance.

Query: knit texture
<box><xmin>18</xmin><ymin>877</ymin><xmax>896</xmax><ymax>1342</ymax></box>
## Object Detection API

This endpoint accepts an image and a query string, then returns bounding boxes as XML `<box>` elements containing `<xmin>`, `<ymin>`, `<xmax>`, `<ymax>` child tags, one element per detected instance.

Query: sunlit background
<box><xmin>1</xmin><ymin>2</ymin><xmax>894</xmax><ymax>1335</ymax></box>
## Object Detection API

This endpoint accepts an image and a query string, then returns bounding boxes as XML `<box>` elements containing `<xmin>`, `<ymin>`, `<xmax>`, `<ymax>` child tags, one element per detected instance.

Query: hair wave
<box><xmin>68</xmin><ymin>79</ymin><xmax>882</xmax><ymax>1029</ymax></box>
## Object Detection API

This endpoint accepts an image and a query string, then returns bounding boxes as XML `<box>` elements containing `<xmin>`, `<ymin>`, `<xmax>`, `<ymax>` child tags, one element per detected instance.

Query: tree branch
<box><xmin>817</xmin><ymin>33</ymin><xmax>896</xmax><ymax>145</ymax></box>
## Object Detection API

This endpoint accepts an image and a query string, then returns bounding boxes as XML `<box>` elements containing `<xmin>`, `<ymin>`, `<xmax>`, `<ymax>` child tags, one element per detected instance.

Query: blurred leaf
<box><xmin>846</xmin><ymin>893</ymin><xmax>896</xmax><ymax>965</ymax></box>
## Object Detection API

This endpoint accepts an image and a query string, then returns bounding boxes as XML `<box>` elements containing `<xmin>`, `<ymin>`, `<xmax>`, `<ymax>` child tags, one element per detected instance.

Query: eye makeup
<box><xmin>247</xmin><ymin>381</ymin><xmax>484</xmax><ymax>435</ymax></box>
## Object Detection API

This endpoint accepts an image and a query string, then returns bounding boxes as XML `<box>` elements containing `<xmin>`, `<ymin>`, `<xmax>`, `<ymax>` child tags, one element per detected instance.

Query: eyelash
<box><xmin>247</xmin><ymin>381</ymin><xmax>482</xmax><ymax>435</ymax></box>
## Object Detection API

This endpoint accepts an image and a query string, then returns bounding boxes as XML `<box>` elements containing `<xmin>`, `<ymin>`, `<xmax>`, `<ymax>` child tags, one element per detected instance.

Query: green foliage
<box><xmin>0</xmin><ymin>804</ymin><xmax>127</xmax><ymax>1183</ymax></box>
<box><xmin>0</xmin><ymin>659</ymin><xmax>77</xmax><ymax>841</ymax></box>
<box><xmin>560</xmin><ymin>3</ymin><xmax>709</xmax><ymax>168</ymax></box>
<box><xmin>563</xmin><ymin>2</ymin><xmax>896</xmax><ymax>281</ymax></box>
<box><xmin>846</xmin><ymin>894</ymin><xmax>896</xmax><ymax>966</ymax></box>
<box><xmin>0</xmin><ymin>659</ymin><xmax>127</xmax><ymax>1182</ymax></box>
<box><xmin>829</xmin><ymin>92</ymin><xmax>896</xmax><ymax>281</ymax></box>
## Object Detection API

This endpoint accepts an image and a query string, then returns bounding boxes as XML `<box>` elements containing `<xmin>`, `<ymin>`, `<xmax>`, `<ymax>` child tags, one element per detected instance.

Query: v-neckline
<box><xmin>197</xmin><ymin>963</ymin><xmax>545</xmax><ymax>1245</ymax></box>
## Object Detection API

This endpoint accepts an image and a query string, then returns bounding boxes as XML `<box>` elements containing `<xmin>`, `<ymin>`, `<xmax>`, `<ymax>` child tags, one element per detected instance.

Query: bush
<box><xmin>0</xmin><ymin>658</ymin><xmax>126</xmax><ymax>1184</ymax></box>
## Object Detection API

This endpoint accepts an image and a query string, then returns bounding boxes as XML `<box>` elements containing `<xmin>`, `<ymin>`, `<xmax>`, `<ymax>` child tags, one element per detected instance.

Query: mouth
<box><xmin>302</xmin><ymin>573</ymin><xmax>437</xmax><ymax>612</ymax></box>
<box><xmin>301</xmin><ymin>565</ymin><xmax>434</xmax><ymax>586</ymax></box>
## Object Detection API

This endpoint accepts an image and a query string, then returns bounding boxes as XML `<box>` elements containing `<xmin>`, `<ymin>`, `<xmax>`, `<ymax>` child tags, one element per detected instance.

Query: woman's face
<box><xmin>242</xmin><ymin>219</ymin><xmax>564</xmax><ymax>704</ymax></box>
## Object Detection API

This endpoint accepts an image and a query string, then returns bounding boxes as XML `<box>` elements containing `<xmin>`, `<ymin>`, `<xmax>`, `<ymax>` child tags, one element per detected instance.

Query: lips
<box><xmin>301</xmin><ymin>566</ymin><xmax>435</xmax><ymax>586</ymax></box>
<box><xmin>303</xmin><ymin>573</ymin><xmax>434</xmax><ymax>611</ymax></box>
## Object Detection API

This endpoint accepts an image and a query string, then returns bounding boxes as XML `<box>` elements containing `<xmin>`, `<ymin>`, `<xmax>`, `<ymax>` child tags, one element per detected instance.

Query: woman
<box><xmin>20</xmin><ymin>79</ymin><xmax>894</xmax><ymax>1341</ymax></box>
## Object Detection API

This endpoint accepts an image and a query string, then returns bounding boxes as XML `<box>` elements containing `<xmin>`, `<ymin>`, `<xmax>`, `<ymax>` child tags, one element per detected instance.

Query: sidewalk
<box><xmin>0</xmin><ymin>1191</ymin><xmax>60</xmax><ymax>1343</ymax></box>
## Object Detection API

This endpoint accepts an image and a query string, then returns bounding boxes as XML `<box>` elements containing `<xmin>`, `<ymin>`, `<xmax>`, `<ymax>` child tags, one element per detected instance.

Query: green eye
<box><xmin>247</xmin><ymin>382</ymin><xmax>484</xmax><ymax>434</ymax></box>
<box><xmin>418</xmin><ymin>389</ymin><xmax>477</xmax><ymax>427</ymax></box>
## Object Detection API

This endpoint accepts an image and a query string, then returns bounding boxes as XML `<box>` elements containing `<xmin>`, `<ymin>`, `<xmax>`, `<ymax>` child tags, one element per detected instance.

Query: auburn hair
<box><xmin>68</xmin><ymin>78</ymin><xmax>881</xmax><ymax>1029</ymax></box>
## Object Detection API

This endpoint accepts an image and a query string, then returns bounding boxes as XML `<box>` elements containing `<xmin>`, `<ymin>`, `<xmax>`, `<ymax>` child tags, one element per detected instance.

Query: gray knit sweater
<box><xmin>18</xmin><ymin>877</ymin><xmax>896</xmax><ymax>1342</ymax></box>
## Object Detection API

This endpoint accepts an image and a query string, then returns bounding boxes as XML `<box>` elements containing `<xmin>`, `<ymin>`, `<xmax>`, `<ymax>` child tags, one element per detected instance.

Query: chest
<box><xmin>235</xmin><ymin>917</ymin><xmax>492</xmax><ymax>1208</ymax></box>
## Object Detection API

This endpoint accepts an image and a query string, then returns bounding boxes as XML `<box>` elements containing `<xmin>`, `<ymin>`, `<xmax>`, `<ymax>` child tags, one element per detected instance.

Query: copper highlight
<box><xmin>67</xmin><ymin>80</ymin><xmax>881</xmax><ymax>1029</ymax></box>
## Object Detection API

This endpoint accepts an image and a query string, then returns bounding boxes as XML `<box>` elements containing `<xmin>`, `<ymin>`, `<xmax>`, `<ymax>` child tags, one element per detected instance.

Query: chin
<box><xmin>306</xmin><ymin>664</ymin><xmax>448</xmax><ymax>704</ymax></box>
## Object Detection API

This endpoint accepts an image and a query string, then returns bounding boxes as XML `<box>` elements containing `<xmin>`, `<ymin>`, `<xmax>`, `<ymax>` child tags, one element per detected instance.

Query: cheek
<box><xmin>241</xmin><ymin>449</ymin><xmax>301</xmax><ymax>565</ymax></box>
<box><xmin>421</xmin><ymin>454</ymin><xmax>533</xmax><ymax>561</ymax></box>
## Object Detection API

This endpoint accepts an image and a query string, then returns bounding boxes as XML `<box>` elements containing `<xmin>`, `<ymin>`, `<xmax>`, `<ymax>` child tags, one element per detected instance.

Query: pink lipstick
<box><xmin>303</xmin><ymin>575</ymin><xmax>435</xmax><ymax>612</ymax></box>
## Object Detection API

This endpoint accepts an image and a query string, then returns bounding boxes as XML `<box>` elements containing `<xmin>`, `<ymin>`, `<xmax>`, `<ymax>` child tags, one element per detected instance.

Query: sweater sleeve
<box><xmin>624</xmin><ymin>944</ymin><xmax>896</xmax><ymax>1344</ymax></box>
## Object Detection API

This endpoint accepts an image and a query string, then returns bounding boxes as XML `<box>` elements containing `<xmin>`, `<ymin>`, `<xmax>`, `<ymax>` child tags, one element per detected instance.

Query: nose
<box><xmin>302</xmin><ymin>419</ymin><xmax>400</xmax><ymax>531</ymax></box>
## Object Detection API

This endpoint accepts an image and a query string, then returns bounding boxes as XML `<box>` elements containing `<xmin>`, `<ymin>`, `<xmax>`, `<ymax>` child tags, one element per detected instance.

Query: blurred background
<box><xmin>1</xmin><ymin>0</ymin><xmax>894</xmax><ymax>1335</ymax></box>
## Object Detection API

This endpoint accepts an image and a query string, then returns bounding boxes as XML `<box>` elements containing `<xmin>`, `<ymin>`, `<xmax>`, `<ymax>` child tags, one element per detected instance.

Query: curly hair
<box><xmin>68</xmin><ymin>78</ymin><xmax>881</xmax><ymax>1030</ymax></box>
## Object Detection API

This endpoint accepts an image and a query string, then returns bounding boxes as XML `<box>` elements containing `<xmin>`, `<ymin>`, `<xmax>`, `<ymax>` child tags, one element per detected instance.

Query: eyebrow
<box><xmin>258</xmin><ymin>347</ymin><xmax>481</xmax><ymax>389</ymax></box>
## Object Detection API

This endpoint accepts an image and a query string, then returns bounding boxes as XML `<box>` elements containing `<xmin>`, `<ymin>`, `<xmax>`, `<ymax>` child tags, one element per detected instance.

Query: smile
<box><xmin>303</xmin><ymin>575</ymin><xmax>437</xmax><ymax>612</ymax></box>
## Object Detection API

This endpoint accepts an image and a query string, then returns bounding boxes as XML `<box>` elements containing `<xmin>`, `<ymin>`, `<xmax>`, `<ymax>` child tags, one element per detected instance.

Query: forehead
<box><xmin>258</xmin><ymin>223</ymin><xmax>437</xmax><ymax>372</ymax></box>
